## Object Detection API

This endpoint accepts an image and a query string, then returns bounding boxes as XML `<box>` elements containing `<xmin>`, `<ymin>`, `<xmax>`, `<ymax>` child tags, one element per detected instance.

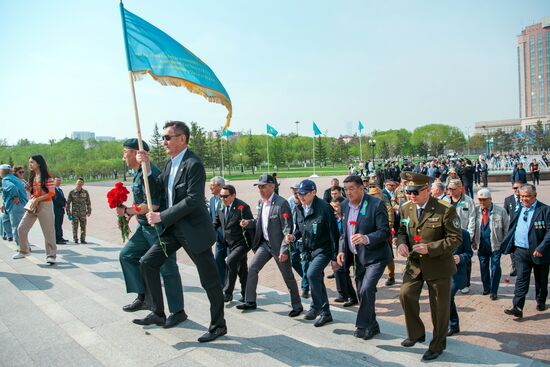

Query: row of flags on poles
<box><xmin>265</xmin><ymin>121</ymin><xmax>365</xmax><ymax>137</ymax></box>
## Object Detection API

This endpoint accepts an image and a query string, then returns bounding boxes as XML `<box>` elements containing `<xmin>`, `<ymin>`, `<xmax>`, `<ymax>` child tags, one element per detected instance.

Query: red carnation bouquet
<box><xmin>107</xmin><ymin>182</ymin><xmax>131</xmax><ymax>242</ymax></box>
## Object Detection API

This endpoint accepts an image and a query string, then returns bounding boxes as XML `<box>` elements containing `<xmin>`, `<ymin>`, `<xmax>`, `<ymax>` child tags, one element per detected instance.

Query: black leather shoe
<box><xmin>238</xmin><ymin>296</ymin><xmax>245</xmax><ymax>303</ymax></box>
<box><xmin>385</xmin><ymin>277</ymin><xmax>395</xmax><ymax>286</ymax></box>
<box><xmin>304</xmin><ymin>308</ymin><xmax>320</xmax><ymax>320</ymax></box>
<box><xmin>504</xmin><ymin>307</ymin><xmax>523</xmax><ymax>318</ymax></box>
<box><xmin>288</xmin><ymin>307</ymin><xmax>303</xmax><ymax>317</ymax></box>
<box><xmin>401</xmin><ymin>335</ymin><xmax>426</xmax><ymax>347</ymax></box>
<box><xmin>301</xmin><ymin>289</ymin><xmax>310</xmax><ymax>298</ymax></box>
<box><xmin>422</xmin><ymin>350</ymin><xmax>441</xmax><ymax>361</ymax></box>
<box><xmin>334</xmin><ymin>296</ymin><xmax>346</xmax><ymax>303</ymax></box>
<box><xmin>364</xmin><ymin>327</ymin><xmax>380</xmax><ymax>340</ymax></box>
<box><xmin>343</xmin><ymin>299</ymin><xmax>358</xmax><ymax>307</ymax></box>
<box><xmin>122</xmin><ymin>298</ymin><xmax>148</xmax><ymax>312</ymax></box>
<box><xmin>132</xmin><ymin>312</ymin><xmax>165</xmax><ymax>326</ymax></box>
<box><xmin>163</xmin><ymin>310</ymin><xmax>188</xmax><ymax>328</ymax></box>
<box><xmin>81</xmin><ymin>240</ymin><xmax>88</xmax><ymax>244</ymax></box>
<box><xmin>198</xmin><ymin>326</ymin><xmax>227</xmax><ymax>343</ymax></box>
<box><xmin>354</xmin><ymin>328</ymin><xmax>366</xmax><ymax>338</ymax></box>
<box><xmin>56</xmin><ymin>240</ymin><xmax>68</xmax><ymax>244</ymax></box>
<box><xmin>490</xmin><ymin>293</ymin><xmax>498</xmax><ymax>301</ymax></box>
<box><xmin>224</xmin><ymin>294</ymin><xmax>233</xmax><ymax>302</ymax></box>
<box><xmin>447</xmin><ymin>327</ymin><xmax>460</xmax><ymax>336</ymax></box>
<box><xmin>482</xmin><ymin>290</ymin><xmax>490</xmax><ymax>295</ymax></box>
<box><xmin>236</xmin><ymin>302</ymin><xmax>257</xmax><ymax>310</ymax></box>
<box><xmin>536</xmin><ymin>304</ymin><xmax>546</xmax><ymax>311</ymax></box>
<box><xmin>74</xmin><ymin>239</ymin><xmax>79</xmax><ymax>244</ymax></box>
<box><xmin>314</xmin><ymin>314</ymin><xmax>333</xmax><ymax>327</ymax></box>
<box><xmin>510</xmin><ymin>270</ymin><xmax>517</xmax><ymax>277</ymax></box>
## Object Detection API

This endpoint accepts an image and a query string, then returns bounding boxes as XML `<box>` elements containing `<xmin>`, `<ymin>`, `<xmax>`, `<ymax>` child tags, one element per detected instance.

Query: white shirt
<box><xmin>261</xmin><ymin>193</ymin><xmax>275</xmax><ymax>242</ymax></box>
<box><xmin>167</xmin><ymin>148</ymin><xmax>187</xmax><ymax>208</ymax></box>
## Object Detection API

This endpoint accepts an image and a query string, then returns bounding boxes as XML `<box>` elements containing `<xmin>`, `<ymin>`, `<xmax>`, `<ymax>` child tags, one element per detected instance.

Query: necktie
<box><xmin>417</xmin><ymin>207</ymin><xmax>423</xmax><ymax>219</ymax></box>
<box><xmin>482</xmin><ymin>208</ymin><xmax>488</xmax><ymax>226</ymax></box>
<box><xmin>224</xmin><ymin>206</ymin><xmax>230</xmax><ymax>220</ymax></box>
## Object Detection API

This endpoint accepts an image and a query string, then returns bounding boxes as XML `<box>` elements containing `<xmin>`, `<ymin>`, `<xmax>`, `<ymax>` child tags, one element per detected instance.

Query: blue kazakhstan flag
<box><xmin>313</xmin><ymin>122</ymin><xmax>322</xmax><ymax>136</ymax></box>
<box><xmin>266</xmin><ymin>124</ymin><xmax>278</xmax><ymax>137</ymax></box>
<box><xmin>358</xmin><ymin>120</ymin><xmax>364</xmax><ymax>132</ymax></box>
<box><xmin>119</xmin><ymin>2</ymin><xmax>232</xmax><ymax>130</ymax></box>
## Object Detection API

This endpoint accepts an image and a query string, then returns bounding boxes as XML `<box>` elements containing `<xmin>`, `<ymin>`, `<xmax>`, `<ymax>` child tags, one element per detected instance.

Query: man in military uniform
<box><xmin>397</xmin><ymin>172</ymin><xmax>462</xmax><ymax>361</ymax></box>
<box><xmin>117</xmin><ymin>139</ymin><xmax>185</xmax><ymax>328</ymax></box>
<box><xmin>66</xmin><ymin>177</ymin><xmax>91</xmax><ymax>244</ymax></box>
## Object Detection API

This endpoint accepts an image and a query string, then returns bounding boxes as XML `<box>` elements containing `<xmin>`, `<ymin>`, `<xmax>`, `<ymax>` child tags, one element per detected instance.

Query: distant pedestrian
<box><xmin>52</xmin><ymin>177</ymin><xmax>68</xmax><ymax>244</ymax></box>
<box><xmin>529</xmin><ymin>159</ymin><xmax>540</xmax><ymax>186</ymax></box>
<box><xmin>1</xmin><ymin>164</ymin><xmax>27</xmax><ymax>247</ymax></box>
<box><xmin>66</xmin><ymin>178</ymin><xmax>92</xmax><ymax>244</ymax></box>
<box><xmin>511</xmin><ymin>162</ymin><xmax>527</xmax><ymax>184</ymax></box>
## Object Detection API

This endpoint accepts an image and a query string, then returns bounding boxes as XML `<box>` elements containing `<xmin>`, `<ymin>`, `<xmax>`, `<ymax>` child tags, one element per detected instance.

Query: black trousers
<box><xmin>335</xmin><ymin>253</ymin><xmax>358</xmax><ymax>301</ymax></box>
<box><xmin>223</xmin><ymin>244</ymin><xmax>248</xmax><ymax>298</ymax></box>
<box><xmin>513</xmin><ymin>247</ymin><xmax>549</xmax><ymax>310</ymax></box>
<box><xmin>140</xmin><ymin>228</ymin><xmax>225</xmax><ymax>331</ymax></box>
<box><xmin>54</xmin><ymin>209</ymin><xmax>64</xmax><ymax>241</ymax></box>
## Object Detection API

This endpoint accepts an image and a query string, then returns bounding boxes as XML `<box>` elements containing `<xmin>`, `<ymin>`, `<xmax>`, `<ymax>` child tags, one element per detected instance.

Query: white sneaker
<box><xmin>460</xmin><ymin>286</ymin><xmax>470</xmax><ymax>294</ymax></box>
<box><xmin>12</xmin><ymin>252</ymin><xmax>28</xmax><ymax>260</ymax></box>
<box><xmin>46</xmin><ymin>257</ymin><xmax>55</xmax><ymax>265</ymax></box>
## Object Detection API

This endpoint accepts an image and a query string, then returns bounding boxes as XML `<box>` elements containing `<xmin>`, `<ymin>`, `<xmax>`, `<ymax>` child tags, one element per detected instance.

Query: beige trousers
<box><xmin>18</xmin><ymin>201</ymin><xmax>57</xmax><ymax>258</ymax></box>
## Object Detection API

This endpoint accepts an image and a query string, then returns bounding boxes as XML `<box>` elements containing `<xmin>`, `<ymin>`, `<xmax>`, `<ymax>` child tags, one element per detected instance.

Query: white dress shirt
<box><xmin>261</xmin><ymin>193</ymin><xmax>275</xmax><ymax>242</ymax></box>
<box><xmin>167</xmin><ymin>148</ymin><xmax>187</xmax><ymax>208</ymax></box>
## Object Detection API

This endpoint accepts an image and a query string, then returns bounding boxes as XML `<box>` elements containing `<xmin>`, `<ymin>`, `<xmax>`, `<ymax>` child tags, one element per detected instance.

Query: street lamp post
<box><xmin>295</xmin><ymin>121</ymin><xmax>300</xmax><ymax>136</ymax></box>
<box><xmin>368</xmin><ymin>139</ymin><xmax>376</xmax><ymax>161</ymax></box>
<box><xmin>122</xmin><ymin>159</ymin><xmax>127</xmax><ymax>181</ymax></box>
<box><xmin>239</xmin><ymin>153</ymin><xmax>243</xmax><ymax>173</ymax></box>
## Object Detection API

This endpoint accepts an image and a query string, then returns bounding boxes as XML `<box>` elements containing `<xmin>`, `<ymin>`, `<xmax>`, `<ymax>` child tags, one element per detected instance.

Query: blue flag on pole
<box><xmin>119</xmin><ymin>2</ymin><xmax>232</xmax><ymax>130</ymax></box>
<box><xmin>358</xmin><ymin>120</ymin><xmax>364</xmax><ymax>132</ymax></box>
<box><xmin>313</xmin><ymin>122</ymin><xmax>322</xmax><ymax>136</ymax></box>
<box><xmin>266</xmin><ymin>124</ymin><xmax>278</xmax><ymax>137</ymax></box>
<box><xmin>221</xmin><ymin>129</ymin><xmax>234</xmax><ymax>137</ymax></box>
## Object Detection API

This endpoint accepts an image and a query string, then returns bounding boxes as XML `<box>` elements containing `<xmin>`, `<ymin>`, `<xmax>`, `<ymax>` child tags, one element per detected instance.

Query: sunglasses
<box><xmin>17</xmin><ymin>170</ymin><xmax>24</xmax><ymax>174</ymax></box>
<box><xmin>407</xmin><ymin>187</ymin><xmax>427</xmax><ymax>196</ymax></box>
<box><xmin>162</xmin><ymin>134</ymin><xmax>182</xmax><ymax>141</ymax></box>
<box><xmin>219</xmin><ymin>194</ymin><xmax>231</xmax><ymax>199</ymax></box>
<box><xmin>512</xmin><ymin>186</ymin><xmax>520</xmax><ymax>190</ymax></box>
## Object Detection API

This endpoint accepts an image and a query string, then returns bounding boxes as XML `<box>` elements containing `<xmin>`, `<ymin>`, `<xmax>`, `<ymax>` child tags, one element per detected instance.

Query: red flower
<box><xmin>391</xmin><ymin>228</ymin><xmax>396</xmax><ymax>236</ymax></box>
<box><xmin>133</xmin><ymin>204</ymin><xmax>141</xmax><ymax>213</ymax></box>
<box><xmin>349</xmin><ymin>220</ymin><xmax>358</xmax><ymax>226</ymax></box>
<box><xmin>414</xmin><ymin>235</ymin><xmax>422</xmax><ymax>243</ymax></box>
<box><xmin>282</xmin><ymin>213</ymin><xmax>290</xmax><ymax>219</ymax></box>
<box><xmin>237</xmin><ymin>205</ymin><xmax>245</xmax><ymax>211</ymax></box>
<box><xmin>106</xmin><ymin>182</ymin><xmax>129</xmax><ymax>208</ymax></box>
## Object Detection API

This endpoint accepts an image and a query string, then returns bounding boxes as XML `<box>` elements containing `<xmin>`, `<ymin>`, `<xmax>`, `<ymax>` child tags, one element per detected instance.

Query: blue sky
<box><xmin>0</xmin><ymin>0</ymin><xmax>547</xmax><ymax>144</ymax></box>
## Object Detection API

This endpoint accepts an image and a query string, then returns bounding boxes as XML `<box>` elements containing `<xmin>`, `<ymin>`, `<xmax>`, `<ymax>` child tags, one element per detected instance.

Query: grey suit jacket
<box><xmin>149</xmin><ymin>149</ymin><xmax>216</xmax><ymax>254</ymax></box>
<box><xmin>247</xmin><ymin>193</ymin><xmax>293</xmax><ymax>254</ymax></box>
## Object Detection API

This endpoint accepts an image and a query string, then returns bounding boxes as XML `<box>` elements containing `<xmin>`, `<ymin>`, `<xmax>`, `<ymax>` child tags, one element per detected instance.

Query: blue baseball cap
<box><xmin>297</xmin><ymin>179</ymin><xmax>317</xmax><ymax>195</ymax></box>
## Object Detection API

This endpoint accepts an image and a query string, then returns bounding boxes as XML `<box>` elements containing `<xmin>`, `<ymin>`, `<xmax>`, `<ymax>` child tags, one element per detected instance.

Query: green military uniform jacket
<box><xmin>397</xmin><ymin>195</ymin><xmax>462</xmax><ymax>280</ymax></box>
<box><xmin>66</xmin><ymin>188</ymin><xmax>91</xmax><ymax>217</ymax></box>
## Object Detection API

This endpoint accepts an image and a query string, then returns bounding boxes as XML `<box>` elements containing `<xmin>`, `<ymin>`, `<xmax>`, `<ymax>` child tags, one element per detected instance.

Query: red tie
<box><xmin>482</xmin><ymin>208</ymin><xmax>488</xmax><ymax>226</ymax></box>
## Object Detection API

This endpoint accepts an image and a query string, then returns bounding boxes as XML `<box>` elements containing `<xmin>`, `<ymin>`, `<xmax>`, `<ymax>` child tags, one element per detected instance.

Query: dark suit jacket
<box><xmin>339</xmin><ymin>194</ymin><xmax>392</xmax><ymax>266</ymax></box>
<box><xmin>214</xmin><ymin>198</ymin><xmax>254</xmax><ymax>249</ymax></box>
<box><xmin>500</xmin><ymin>201</ymin><xmax>550</xmax><ymax>265</ymax></box>
<box><xmin>150</xmin><ymin>149</ymin><xmax>216</xmax><ymax>254</ymax></box>
<box><xmin>210</xmin><ymin>195</ymin><xmax>225</xmax><ymax>244</ymax></box>
<box><xmin>453</xmin><ymin>229</ymin><xmax>473</xmax><ymax>289</ymax></box>
<box><xmin>247</xmin><ymin>193</ymin><xmax>293</xmax><ymax>253</ymax></box>
<box><xmin>52</xmin><ymin>186</ymin><xmax>66</xmax><ymax>213</ymax></box>
<box><xmin>503</xmin><ymin>194</ymin><xmax>521</xmax><ymax>217</ymax></box>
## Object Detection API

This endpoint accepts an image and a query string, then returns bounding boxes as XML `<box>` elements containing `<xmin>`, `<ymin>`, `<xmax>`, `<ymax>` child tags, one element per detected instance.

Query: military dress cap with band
<box><xmin>400</xmin><ymin>172</ymin><xmax>430</xmax><ymax>191</ymax></box>
<box><xmin>123</xmin><ymin>138</ymin><xmax>150</xmax><ymax>151</ymax></box>
<box><xmin>253</xmin><ymin>174</ymin><xmax>276</xmax><ymax>186</ymax></box>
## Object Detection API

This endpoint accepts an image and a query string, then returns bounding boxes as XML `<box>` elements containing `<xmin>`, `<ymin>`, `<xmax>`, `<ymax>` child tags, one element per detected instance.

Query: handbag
<box><xmin>24</xmin><ymin>198</ymin><xmax>38</xmax><ymax>214</ymax></box>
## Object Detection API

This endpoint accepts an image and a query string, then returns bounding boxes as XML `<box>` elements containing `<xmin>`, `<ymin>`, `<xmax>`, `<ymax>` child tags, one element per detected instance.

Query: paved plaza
<box><xmin>1</xmin><ymin>177</ymin><xmax>549</xmax><ymax>366</ymax></box>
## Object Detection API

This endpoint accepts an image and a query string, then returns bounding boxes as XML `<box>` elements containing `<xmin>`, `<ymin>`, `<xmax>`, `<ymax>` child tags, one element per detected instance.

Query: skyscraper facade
<box><xmin>518</xmin><ymin>17</ymin><xmax>550</xmax><ymax>118</ymax></box>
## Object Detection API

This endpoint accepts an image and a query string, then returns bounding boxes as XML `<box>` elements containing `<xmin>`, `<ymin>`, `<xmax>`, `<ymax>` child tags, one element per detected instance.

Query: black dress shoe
<box><xmin>238</xmin><ymin>296</ymin><xmax>245</xmax><ymax>303</ymax></box>
<box><xmin>422</xmin><ymin>350</ymin><xmax>441</xmax><ymax>361</ymax></box>
<box><xmin>81</xmin><ymin>240</ymin><xmax>88</xmax><ymax>244</ymax></box>
<box><xmin>334</xmin><ymin>296</ymin><xmax>346</xmax><ymax>303</ymax></box>
<box><xmin>314</xmin><ymin>314</ymin><xmax>333</xmax><ymax>327</ymax></box>
<box><xmin>198</xmin><ymin>326</ymin><xmax>227</xmax><ymax>343</ymax></box>
<box><xmin>132</xmin><ymin>312</ymin><xmax>166</xmax><ymax>326</ymax></box>
<box><xmin>536</xmin><ymin>304</ymin><xmax>546</xmax><ymax>311</ymax></box>
<box><xmin>224</xmin><ymin>294</ymin><xmax>233</xmax><ymax>302</ymax></box>
<box><xmin>122</xmin><ymin>298</ymin><xmax>148</xmax><ymax>312</ymax></box>
<box><xmin>343</xmin><ymin>299</ymin><xmax>358</xmax><ymax>307</ymax></box>
<box><xmin>446</xmin><ymin>327</ymin><xmax>460</xmax><ymax>336</ymax></box>
<box><xmin>490</xmin><ymin>293</ymin><xmax>498</xmax><ymax>301</ymax></box>
<box><xmin>482</xmin><ymin>290</ymin><xmax>490</xmax><ymax>295</ymax></box>
<box><xmin>301</xmin><ymin>289</ymin><xmax>310</xmax><ymax>298</ymax></box>
<box><xmin>236</xmin><ymin>302</ymin><xmax>257</xmax><ymax>310</ymax></box>
<box><xmin>504</xmin><ymin>307</ymin><xmax>523</xmax><ymax>318</ymax></box>
<box><xmin>8</xmin><ymin>237</ymin><xmax>13</xmax><ymax>242</ymax></box>
<box><xmin>304</xmin><ymin>308</ymin><xmax>320</xmax><ymax>320</ymax></box>
<box><xmin>164</xmin><ymin>310</ymin><xmax>188</xmax><ymax>328</ymax></box>
<box><xmin>364</xmin><ymin>327</ymin><xmax>380</xmax><ymax>340</ymax></box>
<box><xmin>288</xmin><ymin>307</ymin><xmax>303</xmax><ymax>317</ymax></box>
<box><xmin>385</xmin><ymin>277</ymin><xmax>395</xmax><ymax>286</ymax></box>
<box><xmin>354</xmin><ymin>328</ymin><xmax>366</xmax><ymax>338</ymax></box>
<box><xmin>510</xmin><ymin>270</ymin><xmax>517</xmax><ymax>277</ymax></box>
<box><xmin>401</xmin><ymin>335</ymin><xmax>426</xmax><ymax>347</ymax></box>
<box><xmin>327</xmin><ymin>273</ymin><xmax>336</xmax><ymax>279</ymax></box>
<box><xmin>74</xmin><ymin>239</ymin><xmax>79</xmax><ymax>244</ymax></box>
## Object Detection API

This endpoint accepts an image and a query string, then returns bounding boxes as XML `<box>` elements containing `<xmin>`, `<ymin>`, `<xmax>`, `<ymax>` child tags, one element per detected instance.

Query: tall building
<box><xmin>71</xmin><ymin>131</ymin><xmax>95</xmax><ymax>140</ymax></box>
<box><xmin>517</xmin><ymin>17</ymin><xmax>550</xmax><ymax>118</ymax></box>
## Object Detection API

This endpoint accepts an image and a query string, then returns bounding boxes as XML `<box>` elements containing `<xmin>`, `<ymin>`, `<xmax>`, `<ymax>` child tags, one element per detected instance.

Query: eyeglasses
<box><xmin>17</xmin><ymin>170</ymin><xmax>24</xmax><ymax>174</ymax></box>
<box><xmin>162</xmin><ymin>134</ymin><xmax>182</xmax><ymax>141</ymax></box>
<box><xmin>512</xmin><ymin>186</ymin><xmax>520</xmax><ymax>190</ymax></box>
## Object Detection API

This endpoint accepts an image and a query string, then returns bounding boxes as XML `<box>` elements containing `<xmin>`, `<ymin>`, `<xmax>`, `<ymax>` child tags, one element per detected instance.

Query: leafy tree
<box><xmin>189</xmin><ymin>122</ymin><xmax>208</xmax><ymax>161</ymax></box>
<box><xmin>149</xmin><ymin>123</ymin><xmax>167</xmax><ymax>167</ymax></box>
<box><xmin>245</xmin><ymin>130</ymin><xmax>261</xmax><ymax>174</ymax></box>
<box><xmin>535</xmin><ymin>120</ymin><xmax>544</xmax><ymax>152</ymax></box>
